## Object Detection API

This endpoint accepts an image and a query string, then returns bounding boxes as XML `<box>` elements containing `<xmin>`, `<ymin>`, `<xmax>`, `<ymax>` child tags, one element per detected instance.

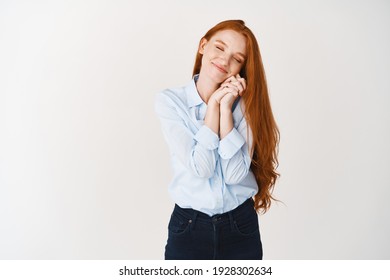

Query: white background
<box><xmin>1</xmin><ymin>0</ymin><xmax>389</xmax><ymax>259</ymax></box>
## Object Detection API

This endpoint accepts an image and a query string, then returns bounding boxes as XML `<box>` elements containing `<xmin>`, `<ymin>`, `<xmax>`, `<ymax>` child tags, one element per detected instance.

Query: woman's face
<box><xmin>199</xmin><ymin>29</ymin><xmax>247</xmax><ymax>84</ymax></box>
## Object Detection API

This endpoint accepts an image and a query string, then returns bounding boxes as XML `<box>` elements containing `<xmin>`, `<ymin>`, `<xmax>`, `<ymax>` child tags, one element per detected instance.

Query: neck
<box><xmin>195</xmin><ymin>72</ymin><xmax>219</xmax><ymax>104</ymax></box>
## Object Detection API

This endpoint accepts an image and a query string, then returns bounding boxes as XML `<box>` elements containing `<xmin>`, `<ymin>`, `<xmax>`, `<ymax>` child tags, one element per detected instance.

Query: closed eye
<box><xmin>216</xmin><ymin>46</ymin><xmax>224</xmax><ymax>51</ymax></box>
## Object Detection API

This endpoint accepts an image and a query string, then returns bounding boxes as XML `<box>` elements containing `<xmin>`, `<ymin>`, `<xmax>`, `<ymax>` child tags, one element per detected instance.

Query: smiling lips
<box><xmin>212</xmin><ymin>62</ymin><xmax>228</xmax><ymax>74</ymax></box>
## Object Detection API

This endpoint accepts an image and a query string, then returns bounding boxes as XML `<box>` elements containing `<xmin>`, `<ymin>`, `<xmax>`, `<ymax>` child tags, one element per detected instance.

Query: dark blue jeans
<box><xmin>164</xmin><ymin>198</ymin><xmax>263</xmax><ymax>260</ymax></box>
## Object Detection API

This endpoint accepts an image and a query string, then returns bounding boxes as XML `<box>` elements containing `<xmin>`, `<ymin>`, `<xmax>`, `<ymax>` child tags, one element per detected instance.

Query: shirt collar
<box><xmin>185</xmin><ymin>74</ymin><xmax>204</xmax><ymax>108</ymax></box>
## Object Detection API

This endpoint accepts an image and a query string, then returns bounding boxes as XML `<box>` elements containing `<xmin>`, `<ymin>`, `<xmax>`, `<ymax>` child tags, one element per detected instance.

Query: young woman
<box><xmin>155</xmin><ymin>20</ymin><xmax>279</xmax><ymax>260</ymax></box>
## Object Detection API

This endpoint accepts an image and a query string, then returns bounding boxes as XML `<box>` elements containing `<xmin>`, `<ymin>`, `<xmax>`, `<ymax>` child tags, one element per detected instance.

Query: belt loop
<box><xmin>228</xmin><ymin>212</ymin><xmax>235</xmax><ymax>231</ymax></box>
<box><xmin>191</xmin><ymin>211</ymin><xmax>198</xmax><ymax>230</ymax></box>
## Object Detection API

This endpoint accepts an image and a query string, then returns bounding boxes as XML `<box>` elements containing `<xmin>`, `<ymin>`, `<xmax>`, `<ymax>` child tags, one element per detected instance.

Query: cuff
<box><xmin>218</xmin><ymin>128</ymin><xmax>245</xmax><ymax>159</ymax></box>
<box><xmin>194</xmin><ymin>125</ymin><xmax>219</xmax><ymax>150</ymax></box>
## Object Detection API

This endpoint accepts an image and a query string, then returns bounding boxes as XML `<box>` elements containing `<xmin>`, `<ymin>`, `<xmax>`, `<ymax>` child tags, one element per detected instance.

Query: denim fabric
<box><xmin>164</xmin><ymin>198</ymin><xmax>262</xmax><ymax>260</ymax></box>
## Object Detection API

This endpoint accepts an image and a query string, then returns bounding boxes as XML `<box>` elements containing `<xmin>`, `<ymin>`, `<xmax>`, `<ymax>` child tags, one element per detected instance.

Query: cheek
<box><xmin>201</xmin><ymin>49</ymin><xmax>210</xmax><ymax>61</ymax></box>
<box><xmin>200</xmin><ymin>55</ymin><xmax>209</xmax><ymax>68</ymax></box>
<box><xmin>204</xmin><ymin>46</ymin><xmax>218</xmax><ymax>58</ymax></box>
<box><xmin>231</xmin><ymin>64</ymin><xmax>243</xmax><ymax>75</ymax></box>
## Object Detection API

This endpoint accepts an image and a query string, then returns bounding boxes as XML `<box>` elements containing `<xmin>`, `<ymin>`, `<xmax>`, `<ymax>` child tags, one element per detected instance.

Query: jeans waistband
<box><xmin>173</xmin><ymin>198</ymin><xmax>255</xmax><ymax>225</ymax></box>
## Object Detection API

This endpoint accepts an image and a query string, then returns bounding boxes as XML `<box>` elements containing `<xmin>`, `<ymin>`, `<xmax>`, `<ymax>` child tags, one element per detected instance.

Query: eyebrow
<box><xmin>215</xmin><ymin>40</ymin><xmax>246</xmax><ymax>58</ymax></box>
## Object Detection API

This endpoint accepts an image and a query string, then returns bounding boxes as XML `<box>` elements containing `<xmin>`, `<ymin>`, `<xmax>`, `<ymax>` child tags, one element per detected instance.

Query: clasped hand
<box><xmin>211</xmin><ymin>74</ymin><xmax>246</xmax><ymax>110</ymax></box>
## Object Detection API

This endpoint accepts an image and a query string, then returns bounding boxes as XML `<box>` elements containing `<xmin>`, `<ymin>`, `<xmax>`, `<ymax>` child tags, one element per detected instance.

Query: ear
<box><xmin>198</xmin><ymin>38</ymin><xmax>208</xmax><ymax>55</ymax></box>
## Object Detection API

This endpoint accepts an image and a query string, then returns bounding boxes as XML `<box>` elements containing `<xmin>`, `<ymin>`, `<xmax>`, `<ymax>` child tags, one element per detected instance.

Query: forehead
<box><xmin>210</xmin><ymin>30</ymin><xmax>247</xmax><ymax>54</ymax></box>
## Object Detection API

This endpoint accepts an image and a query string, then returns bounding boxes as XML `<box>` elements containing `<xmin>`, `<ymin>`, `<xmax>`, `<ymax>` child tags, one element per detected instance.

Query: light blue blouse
<box><xmin>155</xmin><ymin>75</ymin><xmax>258</xmax><ymax>216</ymax></box>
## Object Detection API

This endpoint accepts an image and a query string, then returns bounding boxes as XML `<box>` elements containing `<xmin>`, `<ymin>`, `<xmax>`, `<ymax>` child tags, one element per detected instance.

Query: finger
<box><xmin>235</xmin><ymin>74</ymin><xmax>246</xmax><ymax>88</ymax></box>
<box><xmin>234</xmin><ymin>78</ymin><xmax>246</xmax><ymax>94</ymax></box>
<box><xmin>222</xmin><ymin>77</ymin><xmax>232</xmax><ymax>85</ymax></box>
<box><xmin>220</xmin><ymin>81</ymin><xmax>229</xmax><ymax>88</ymax></box>
<box><xmin>224</xmin><ymin>75</ymin><xmax>238</xmax><ymax>84</ymax></box>
<box><xmin>220</xmin><ymin>85</ymin><xmax>239</xmax><ymax>97</ymax></box>
<box><xmin>220</xmin><ymin>92</ymin><xmax>237</xmax><ymax>105</ymax></box>
<box><xmin>222</xmin><ymin>82</ymin><xmax>241</xmax><ymax>94</ymax></box>
<box><xmin>229</xmin><ymin>76</ymin><xmax>238</xmax><ymax>83</ymax></box>
<box><xmin>232</xmin><ymin>81</ymin><xmax>244</xmax><ymax>93</ymax></box>
<box><xmin>226</xmin><ymin>80</ymin><xmax>243</xmax><ymax>94</ymax></box>
<box><xmin>213</xmin><ymin>87</ymin><xmax>234</xmax><ymax>102</ymax></box>
<box><xmin>239</xmin><ymin>78</ymin><xmax>246</xmax><ymax>91</ymax></box>
<box><xmin>231</xmin><ymin>76</ymin><xmax>244</xmax><ymax>91</ymax></box>
<box><xmin>228</xmin><ymin>86</ymin><xmax>240</xmax><ymax>97</ymax></box>
<box><xmin>220</xmin><ymin>78</ymin><xmax>234</xmax><ymax>88</ymax></box>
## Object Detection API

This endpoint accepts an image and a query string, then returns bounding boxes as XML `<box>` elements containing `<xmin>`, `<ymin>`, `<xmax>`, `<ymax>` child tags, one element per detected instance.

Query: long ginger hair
<box><xmin>193</xmin><ymin>20</ymin><xmax>280</xmax><ymax>213</ymax></box>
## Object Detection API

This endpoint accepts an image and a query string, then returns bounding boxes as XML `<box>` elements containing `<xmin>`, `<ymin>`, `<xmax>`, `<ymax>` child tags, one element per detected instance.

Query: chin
<box><xmin>199</xmin><ymin>67</ymin><xmax>227</xmax><ymax>85</ymax></box>
<box><xmin>212</xmin><ymin>76</ymin><xmax>225</xmax><ymax>85</ymax></box>
<box><xmin>209</xmin><ymin>70</ymin><xmax>227</xmax><ymax>84</ymax></box>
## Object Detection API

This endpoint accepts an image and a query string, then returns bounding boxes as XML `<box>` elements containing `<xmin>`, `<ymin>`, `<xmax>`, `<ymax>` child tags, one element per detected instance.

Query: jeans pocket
<box><xmin>233</xmin><ymin>213</ymin><xmax>259</xmax><ymax>237</ymax></box>
<box><xmin>168</xmin><ymin>212</ymin><xmax>191</xmax><ymax>236</ymax></box>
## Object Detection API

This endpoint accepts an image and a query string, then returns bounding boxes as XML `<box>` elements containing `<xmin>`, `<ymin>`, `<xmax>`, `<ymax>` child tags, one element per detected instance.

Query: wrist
<box><xmin>208</xmin><ymin>97</ymin><xmax>220</xmax><ymax>108</ymax></box>
<box><xmin>220</xmin><ymin>104</ymin><xmax>232</xmax><ymax>114</ymax></box>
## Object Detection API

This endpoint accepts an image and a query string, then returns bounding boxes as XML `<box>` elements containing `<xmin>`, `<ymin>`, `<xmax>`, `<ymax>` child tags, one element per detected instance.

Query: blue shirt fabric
<box><xmin>155</xmin><ymin>75</ymin><xmax>258</xmax><ymax>216</ymax></box>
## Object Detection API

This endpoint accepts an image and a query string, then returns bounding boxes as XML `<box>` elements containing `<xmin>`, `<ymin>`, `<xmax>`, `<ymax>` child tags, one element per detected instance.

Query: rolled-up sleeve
<box><xmin>155</xmin><ymin>92</ymin><xmax>219</xmax><ymax>178</ymax></box>
<box><xmin>194</xmin><ymin>125</ymin><xmax>219</xmax><ymax>150</ymax></box>
<box><xmin>218</xmin><ymin>128</ymin><xmax>245</xmax><ymax>159</ymax></box>
<box><xmin>218</xmin><ymin>114</ymin><xmax>253</xmax><ymax>185</ymax></box>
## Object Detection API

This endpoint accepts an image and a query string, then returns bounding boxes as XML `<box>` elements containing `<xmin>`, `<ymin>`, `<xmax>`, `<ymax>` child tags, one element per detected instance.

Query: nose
<box><xmin>219</xmin><ymin>54</ymin><xmax>228</xmax><ymax>67</ymax></box>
